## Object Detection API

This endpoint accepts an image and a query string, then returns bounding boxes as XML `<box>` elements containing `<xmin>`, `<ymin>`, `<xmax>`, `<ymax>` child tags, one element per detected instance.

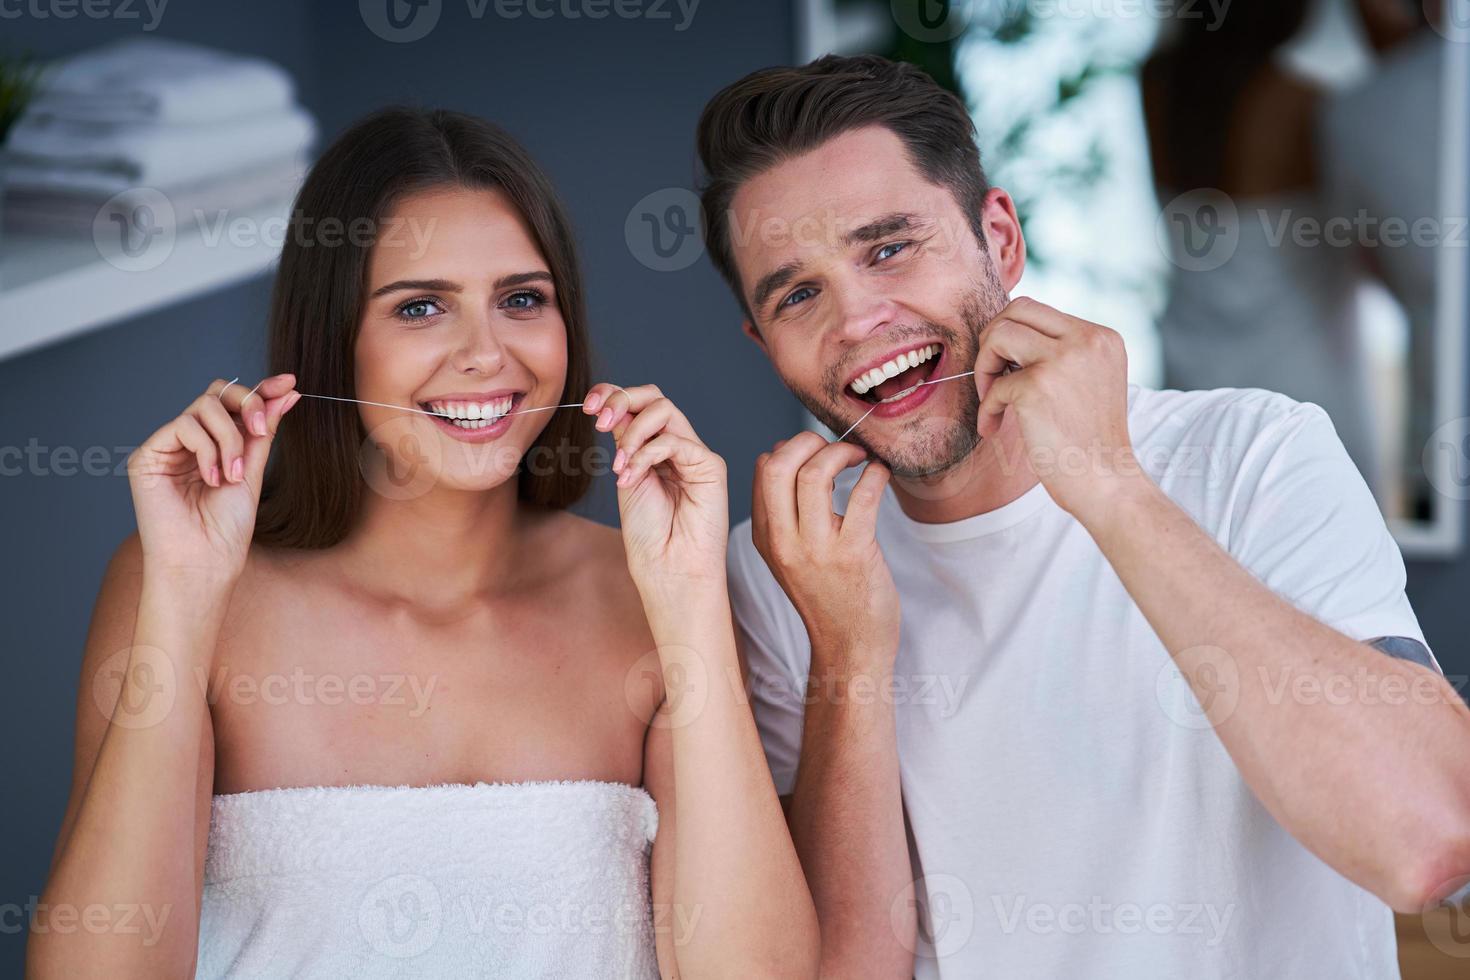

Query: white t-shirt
<box><xmin>729</xmin><ymin>386</ymin><xmax>1437</xmax><ymax>979</ymax></box>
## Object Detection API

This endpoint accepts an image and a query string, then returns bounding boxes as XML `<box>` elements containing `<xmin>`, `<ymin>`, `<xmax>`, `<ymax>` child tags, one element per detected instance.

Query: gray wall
<box><xmin>0</xmin><ymin>2</ymin><xmax>799</xmax><ymax>973</ymax></box>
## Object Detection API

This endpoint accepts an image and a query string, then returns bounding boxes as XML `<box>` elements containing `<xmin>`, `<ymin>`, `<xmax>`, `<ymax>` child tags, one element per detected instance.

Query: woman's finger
<box><xmin>617</xmin><ymin>432</ymin><xmax>711</xmax><ymax>490</ymax></box>
<box><xmin>172</xmin><ymin>414</ymin><xmax>221</xmax><ymax>487</ymax></box>
<box><xmin>242</xmin><ymin>390</ymin><xmax>301</xmax><ymax>487</ymax></box>
<box><xmin>591</xmin><ymin>383</ymin><xmax>663</xmax><ymax>433</ymax></box>
<box><xmin>613</xmin><ymin>398</ymin><xmax>678</xmax><ymax>472</ymax></box>
<box><xmin>194</xmin><ymin>395</ymin><xmax>248</xmax><ymax>484</ymax></box>
<box><xmin>218</xmin><ymin>374</ymin><xmax>296</xmax><ymax>437</ymax></box>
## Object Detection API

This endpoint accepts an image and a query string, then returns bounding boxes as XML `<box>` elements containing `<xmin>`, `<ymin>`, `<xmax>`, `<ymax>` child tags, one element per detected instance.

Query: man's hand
<box><xmin>751</xmin><ymin>432</ymin><xmax>900</xmax><ymax>671</ymax></box>
<box><xmin>975</xmin><ymin>297</ymin><xmax>1136</xmax><ymax>524</ymax></box>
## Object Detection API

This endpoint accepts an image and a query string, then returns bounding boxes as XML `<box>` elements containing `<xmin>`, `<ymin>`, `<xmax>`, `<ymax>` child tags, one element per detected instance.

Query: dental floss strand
<box><xmin>837</xmin><ymin>369</ymin><xmax>977</xmax><ymax>442</ymax></box>
<box><xmin>220</xmin><ymin>377</ymin><xmax>591</xmax><ymax>422</ymax></box>
<box><xmin>292</xmin><ymin>392</ymin><xmax>587</xmax><ymax>420</ymax></box>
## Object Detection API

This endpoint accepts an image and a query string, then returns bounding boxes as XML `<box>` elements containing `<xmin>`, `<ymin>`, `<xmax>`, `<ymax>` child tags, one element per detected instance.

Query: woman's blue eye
<box><xmin>397</xmin><ymin>298</ymin><xmax>443</xmax><ymax>320</ymax></box>
<box><xmin>781</xmin><ymin>287</ymin><xmax>816</xmax><ymax>309</ymax></box>
<box><xmin>504</xmin><ymin>289</ymin><xmax>545</xmax><ymax>310</ymax></box>
<box><xmin>877</xmin><ymin>241</ymin><xmax>911</xmax><ymax>261</ymax></box>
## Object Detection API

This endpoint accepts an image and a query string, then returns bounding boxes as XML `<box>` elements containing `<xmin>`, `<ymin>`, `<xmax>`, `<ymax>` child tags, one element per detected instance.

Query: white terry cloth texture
<box><xmin>196</xmin><ymin>781</ymin><xmax>661</xmax><ymax>979</ymax></box>
<box><xmin>24</xmin><ymin>38</ymin><xmax>297</xmax><ymax>126</ymax></box>
<box><xmin>4</xmin><ymin>155</ymin><xmax>306</xmax><ymax>234</ymax></box>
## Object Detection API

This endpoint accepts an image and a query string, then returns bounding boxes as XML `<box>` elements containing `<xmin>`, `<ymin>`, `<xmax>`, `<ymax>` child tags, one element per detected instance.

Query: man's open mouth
<box><xmin>846</xmin><ymin>342</ymin><xmax>943</xmax><ymax>404</ymax></box>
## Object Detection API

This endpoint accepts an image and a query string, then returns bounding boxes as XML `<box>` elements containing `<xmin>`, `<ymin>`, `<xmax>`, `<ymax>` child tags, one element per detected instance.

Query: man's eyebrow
<box><xmin>369</xmin><ymin>271</ymin><xmax>552</xmax><ymax>299</ymax></box>
<box><xmin>751</xmin><ymin>261</ymin><xmax>803</xmax><ymax>315</ymax></box>
<box><xmin>749</xmin><ymin>214</ymin><xmax>926</xmax><ymax>315</ymax></box>
<box><xmin>843</xmin><ymin>212</ymin><xmax>923</xmax><ymax>247</ymax></box>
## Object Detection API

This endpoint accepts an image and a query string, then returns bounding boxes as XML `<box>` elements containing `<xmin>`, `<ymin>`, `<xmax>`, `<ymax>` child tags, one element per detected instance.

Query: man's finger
<box><xmin>795</xmin><ymin>441</ymin><xmax>868</xmax><ymax>545</ymax></box>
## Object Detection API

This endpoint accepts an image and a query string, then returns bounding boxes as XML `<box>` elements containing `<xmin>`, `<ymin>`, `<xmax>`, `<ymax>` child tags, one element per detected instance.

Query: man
<box><xmin>697</xmin><ymin>54</ymin><xmax>1470</xmax><ymax>978</ymax></box>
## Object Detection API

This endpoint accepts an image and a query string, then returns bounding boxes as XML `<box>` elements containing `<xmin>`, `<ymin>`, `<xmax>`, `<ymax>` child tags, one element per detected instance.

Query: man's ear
<box><xmin>979</xmin><ymin>187</ymin><xmax>1027</xmax><ymax>292</ymax></box>
<box><xmin>741</xmin><ymin>317</ymin><xmax>768</xmax><ymax>355</ymax></box>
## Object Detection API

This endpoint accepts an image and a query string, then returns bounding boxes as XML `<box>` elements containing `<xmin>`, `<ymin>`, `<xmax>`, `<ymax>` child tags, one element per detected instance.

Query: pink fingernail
<box><xmin>208</xmin><ymin>465</ymin><xmax>221</xmax><ymax>486</ymax></box>
<box><xmin>586</xmin><ymin>394</ymin><xmax>604</xmax><ymax>413</ymax></box>
<box><xmin>231</xmin><ymin>458</ymin><xmax>244</xmax><ymax>481</ymax></box>
<box><xmin>613</xmin><ymin>449</ymin><xmax>626</xmax><ymax>472</ymax></box>
<box><xmin>597</xmin><ymin>409</ymin><xmax>613</xmax><ymax>430</ymax></box>
<box><xmin>251</xmin><ymin>412</ymin><xmax>267</xmax><ymax>436</ymax></box>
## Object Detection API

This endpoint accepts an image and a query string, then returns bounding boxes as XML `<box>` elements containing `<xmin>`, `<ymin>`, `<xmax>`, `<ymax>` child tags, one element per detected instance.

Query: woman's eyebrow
<box><xmin>369</xmin><ymin>271</ymin><xmax>553</xmax><ymax>299</ymax></box>
<box><xmin>494</xmin><ymin>270</ymin><xmax>554</xmax><ymax>289</ymax></box>
<box><xmin>370</xmin><ymin>278</ymin><xmax>461</xmax><ymax>298</ymax></box>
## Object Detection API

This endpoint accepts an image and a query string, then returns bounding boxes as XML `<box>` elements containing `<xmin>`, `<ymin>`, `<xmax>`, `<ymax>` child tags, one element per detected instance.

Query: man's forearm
<box><xmin>1079</xmin><ymin>472</ymin><xmax>1470</xmax><ymax>911</ymax></box>
<box><xmin>788</xmin><ymin>655</ymin><xmax>914</xmax><ymax>979</ymax></box>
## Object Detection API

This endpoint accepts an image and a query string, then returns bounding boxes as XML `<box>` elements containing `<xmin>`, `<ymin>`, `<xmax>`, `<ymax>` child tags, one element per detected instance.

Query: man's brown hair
<box><xmin>696</xmin><ymin>53</ymin><xmax>992</xmax><ymax>315</ymax></box>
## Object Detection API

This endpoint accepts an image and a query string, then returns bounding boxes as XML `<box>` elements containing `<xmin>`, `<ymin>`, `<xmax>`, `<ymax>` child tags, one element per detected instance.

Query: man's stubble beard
<box><xmin>792</xmin><ymin>267</ymin><xmax>1009</xmax><ymax>480</ymax></box>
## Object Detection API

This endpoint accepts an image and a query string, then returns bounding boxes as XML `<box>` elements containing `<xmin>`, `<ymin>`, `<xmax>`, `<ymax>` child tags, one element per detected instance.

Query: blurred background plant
<box><xmin>0</xmin><ymin>50</ymin><xmax>43</xmax><ymax>144</ymax></box>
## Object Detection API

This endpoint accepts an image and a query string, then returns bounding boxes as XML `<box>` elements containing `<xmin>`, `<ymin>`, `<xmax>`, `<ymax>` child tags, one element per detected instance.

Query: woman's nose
<box><xmin>450</xmin><ymin>318</ymin><xmax>507</xmax><ymax>376</ymax></box>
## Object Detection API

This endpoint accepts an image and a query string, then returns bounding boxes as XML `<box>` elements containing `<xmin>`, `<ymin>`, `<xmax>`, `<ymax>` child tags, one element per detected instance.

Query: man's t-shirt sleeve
<box><xmin>1224</xmin><ymin>399</ymin><xmax>1440</xmax><ymax>673</ymax></box>
<box><xmin>727</xmin><ymin>522</ymin><xmax>811</xmax><ymax>796</ymax></box>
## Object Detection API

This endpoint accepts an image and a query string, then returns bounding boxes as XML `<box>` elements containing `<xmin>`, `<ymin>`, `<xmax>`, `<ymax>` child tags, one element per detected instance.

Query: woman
<box><xmin>1142</xmin><ymin>0</ymin><xmax>1379</xmax><ymax>488</ymax></box>
<box><xmin>27</xmin><ymin>108</ymin><xmax>817</xmax><ymax>978</ymax></box>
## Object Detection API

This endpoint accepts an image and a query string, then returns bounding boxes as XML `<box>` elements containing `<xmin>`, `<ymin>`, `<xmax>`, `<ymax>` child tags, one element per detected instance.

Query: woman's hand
<box><xmin>127</xmin><ymin>375</ymin><xmax>300</xmax><ymax>586</ymax></box>
<box><xmin>584</xmin><ymin>383</ymin><xmax>729</xmax><ymax>591</ymax></box>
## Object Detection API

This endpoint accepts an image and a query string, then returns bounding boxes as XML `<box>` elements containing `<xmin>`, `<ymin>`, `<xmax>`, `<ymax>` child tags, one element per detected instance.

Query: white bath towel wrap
<box><xmin>196</xmin><ymin>781</ymin><xmax>661</xmax><ymax>979</ymax></box>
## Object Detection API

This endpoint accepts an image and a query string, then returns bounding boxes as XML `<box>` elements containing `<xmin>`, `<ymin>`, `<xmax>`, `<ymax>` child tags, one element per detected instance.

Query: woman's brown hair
<box><xmin>254</xmin><ymin>107</ymin><xmax>596</xmax><ymax>549</ymax></box>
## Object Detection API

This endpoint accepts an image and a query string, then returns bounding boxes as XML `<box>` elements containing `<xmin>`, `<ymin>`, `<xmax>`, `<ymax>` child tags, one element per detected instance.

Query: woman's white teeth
<box><xmin>849</xmin><ymin>344</ymin><xmax>940</xmax><ymax>396</ymax></box>
<box><xmin>427</xmin><ymin>396</ymin><xmax>515</xmax><ymax>427</ymax></box>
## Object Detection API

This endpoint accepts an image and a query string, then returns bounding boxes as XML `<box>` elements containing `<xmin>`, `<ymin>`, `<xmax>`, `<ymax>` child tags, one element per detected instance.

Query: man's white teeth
<box><xmin>849</xmin><ymin>344</ymin><xmax>940</xmax><ymax>396</ymax></box>
<box><xmin>427</xmin><ymin>396</ymin><xmax>515</xmax><ymax>427</ymax></box>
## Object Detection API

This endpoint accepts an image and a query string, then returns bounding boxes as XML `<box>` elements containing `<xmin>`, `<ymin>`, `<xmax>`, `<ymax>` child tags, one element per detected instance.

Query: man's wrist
<box><xmin>1067</xmin><ymin>467</ymin><xmax>1165</xmax><ymax>537</ymax></box>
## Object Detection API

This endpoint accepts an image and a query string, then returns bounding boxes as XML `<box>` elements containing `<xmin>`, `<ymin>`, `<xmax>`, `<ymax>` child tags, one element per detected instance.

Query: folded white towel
<box><xmin>7</xmin><ymin>107</ymin><xmax>316</xmax><ymax>195</ymax></box>
<box><xmin>27</xmin><ymin>38</ymin><xmax>296</xmax><ymax>125</ymax></box>
<box><xmin>3</xmin><ymin>155</ymin><xmax>306</xmax><ymax>235</ymax></box>
<box><xmin>196</xmin><ymin>781</ymin><xmax>662</xmax><ymax>979</ymax></box>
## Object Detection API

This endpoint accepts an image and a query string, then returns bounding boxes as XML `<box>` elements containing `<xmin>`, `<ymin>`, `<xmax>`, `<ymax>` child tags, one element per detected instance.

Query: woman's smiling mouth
<box><xmin>417</xmin><ymin>391</ymin><xmax>526</xmax><ymax>440</ymax></box>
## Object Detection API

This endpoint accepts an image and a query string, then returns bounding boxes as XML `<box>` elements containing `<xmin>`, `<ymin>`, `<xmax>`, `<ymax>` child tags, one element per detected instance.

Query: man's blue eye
<box><xmin>781</xmin><ymin>287</ymin><xmax>815</xmax><ymax>308</ymax></box>
<box><xmin>877</xmin><ymin>241</ymin><xmax>910</xmax><ymax>261</ymax></box>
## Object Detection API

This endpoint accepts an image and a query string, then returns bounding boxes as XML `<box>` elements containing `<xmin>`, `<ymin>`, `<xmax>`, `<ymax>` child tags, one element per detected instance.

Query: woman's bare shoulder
<box><xmin>525</xmin><ymin>509</ymin><xmax>649</xmax><ymax>630</ymax></box>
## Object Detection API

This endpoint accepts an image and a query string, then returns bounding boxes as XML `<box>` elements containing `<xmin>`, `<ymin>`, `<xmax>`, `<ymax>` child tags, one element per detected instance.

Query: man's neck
<box><xmin>888</xmin><ymin>414</ymin><xmax>1041</xmax><ymax>525</ymax></box>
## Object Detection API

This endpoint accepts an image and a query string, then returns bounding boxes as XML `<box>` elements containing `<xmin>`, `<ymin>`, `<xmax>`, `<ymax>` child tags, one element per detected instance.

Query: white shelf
<box><xmin>0</xmin><ymin>196</ymin><xmax>293</xmax><ymax>362</ymax></box>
